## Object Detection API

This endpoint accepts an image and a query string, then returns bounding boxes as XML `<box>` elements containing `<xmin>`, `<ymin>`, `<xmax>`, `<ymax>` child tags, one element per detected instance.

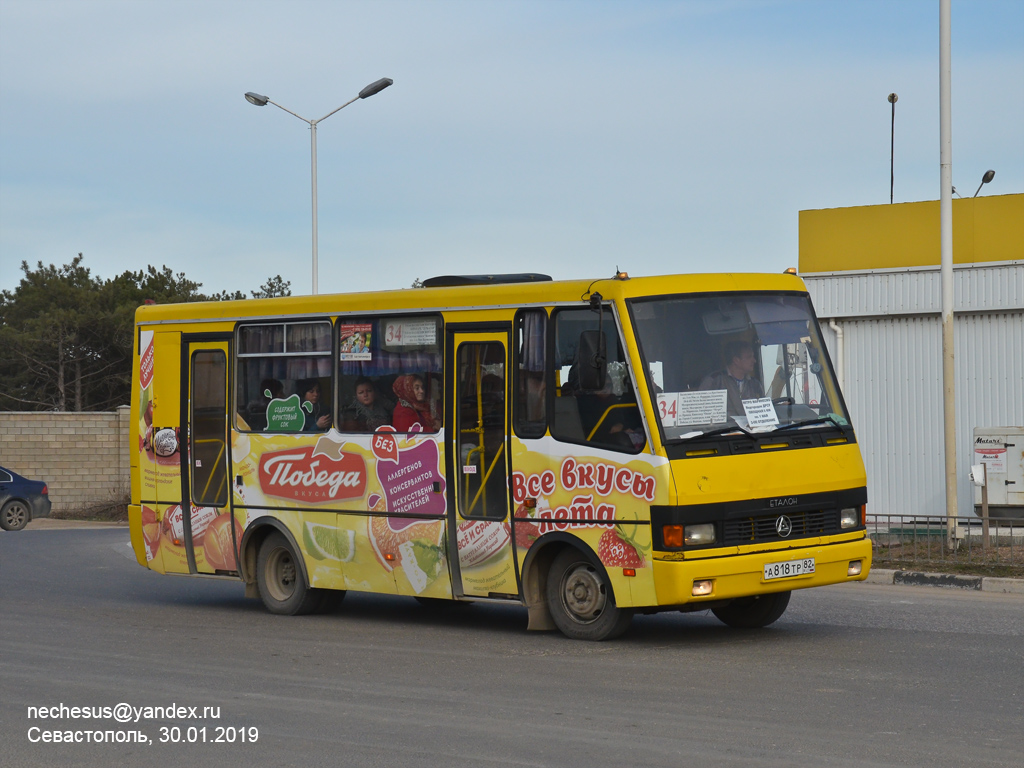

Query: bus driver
<box><xmin>698</xmin><ymin>340</ymin><xmax>765</xmax><ymax>416</ymax></box>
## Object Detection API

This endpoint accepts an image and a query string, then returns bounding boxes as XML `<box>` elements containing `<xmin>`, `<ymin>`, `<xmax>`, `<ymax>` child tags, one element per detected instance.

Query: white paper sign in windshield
<box><xmin>742</xmin><ymin>397</ymin><xmax>780</xmax><ymax>432</ymax></box>
<box><xmin>680</xmin><ymin>390</ymin><xmax>728</xmax><ymax>425</ymax></box>
<box><xmin>383</xmin><ymin>318</ymin><xmax>436</xmax><ymax>347</ymax></box>
<box><xmin>663</xmin><ymin>393</ymin><xmax>729</xmax><ymax>430</ymax></box>
<box><xmin>656</xmin><ymin>393</ymin><xmax>677</xmax><ymax>426</ymax></box>
<box><xmin>658</xmin><ymin>390</ymin><xmax>728</xmax><ymax>427</ymax></box>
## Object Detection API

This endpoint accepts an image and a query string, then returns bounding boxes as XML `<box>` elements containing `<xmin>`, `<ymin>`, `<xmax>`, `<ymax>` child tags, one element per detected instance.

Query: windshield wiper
<box><xmin>677</xmin><ymin>424</ymin><xmax>755</xmax><ymax>442</ymax></box>
<box><xmin>676</xmin><ymin>415</ymin><xmax>850</xmax><ymax>442</ymax></box>
<box><xmin>772</xmin><ymin>415</ymin><xmax>851</xmax><ymax>435</ymax></box>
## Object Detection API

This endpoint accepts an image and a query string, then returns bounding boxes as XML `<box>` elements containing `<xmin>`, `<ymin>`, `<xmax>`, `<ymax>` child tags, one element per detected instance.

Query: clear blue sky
<box><xmin>1</xmin><ymin>0</ymin><xmax>1021</xmax><ymax>296</ymax></box>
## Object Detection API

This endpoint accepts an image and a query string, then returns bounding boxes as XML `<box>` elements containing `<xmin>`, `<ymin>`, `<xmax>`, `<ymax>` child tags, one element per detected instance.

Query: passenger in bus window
<box><xmin>299</xmin><ymin>379</ymin><xmax>332</xmax><ymax>431</ymax></box>
<box><xmin>244</xmin><ymin>378</ymin><xmax>284</xmax><ymax>431</ymax></box>
<box><xmin>259</xmin><ymin>378</ymin><xmax>285</xmax><ymax>405</ymax></box>
<box><xmin>348</xmin><ymin>377</ymin><xmax>394</xmax><ymax>432</ymax></box>
<box><xmin>392</xmin><ymin>374</ymin><xmax>439</xmax><ymax>432</ymax></box>
<box><xmin>698</xmin><ymin>340</ymin><xmax>764</xmax><ymax>415</ymax></box>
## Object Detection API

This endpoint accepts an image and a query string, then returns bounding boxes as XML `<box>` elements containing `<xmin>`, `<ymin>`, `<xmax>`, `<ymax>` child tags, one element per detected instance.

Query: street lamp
<box><xmin>973</xmin><ymin>169</ymin><xmax>995</xmax><ymax>197</ymax></box>
<box><xmin>244</xmin><ymin>78</ymin><xmax>393</xmax><ymax>295</ymax></box>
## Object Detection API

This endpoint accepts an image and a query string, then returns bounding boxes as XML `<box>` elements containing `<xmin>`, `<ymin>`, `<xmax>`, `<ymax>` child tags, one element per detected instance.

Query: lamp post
<box><xmin>973</xmin><ymin>169</ymin><xmax>995</xmax><ymax>197</ymax></box>
<box><xmin>939</xmin><ymin>0</ymin><xmax>957</xmax><ymax>550</ymax></box>
<box><xmin>244</xmin><ymin>78</ymin><xmax>393</xmax><ymax>295</ymax></box>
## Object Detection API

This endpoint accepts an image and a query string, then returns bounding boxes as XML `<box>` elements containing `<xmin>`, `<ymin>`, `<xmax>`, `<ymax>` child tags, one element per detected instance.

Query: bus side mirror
<box><xmin>577</xmin><ymin>330</ymin><xmax>606</xmax><ymax>391</ymax></box>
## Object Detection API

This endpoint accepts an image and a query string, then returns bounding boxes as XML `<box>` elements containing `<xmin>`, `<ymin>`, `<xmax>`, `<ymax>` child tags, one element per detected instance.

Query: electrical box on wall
<box><xmin>973</xmin><ymin>427</ymin><xmax>1024</xmax><ymax>520</ymax></box>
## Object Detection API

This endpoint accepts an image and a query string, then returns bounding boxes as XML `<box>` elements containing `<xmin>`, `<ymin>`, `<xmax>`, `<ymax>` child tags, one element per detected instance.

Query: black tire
<box><xmin>0</xmin><ymin>500</ymin><xmax>30</xmax><ymax>532</ymax></box>
<box><xmin>712</xmin><ymin>591</ymin><xmax>791</xmax><ymax>628</ymax></box>
<box><xmin>546</xmin><ymin>548</ymin><xmax>633</xmax><ymax>641</ymax></box>
<box><xmin>256</xmin><ymin>532</ymin><xmax>324</xmax><ymax>615</ymax></box>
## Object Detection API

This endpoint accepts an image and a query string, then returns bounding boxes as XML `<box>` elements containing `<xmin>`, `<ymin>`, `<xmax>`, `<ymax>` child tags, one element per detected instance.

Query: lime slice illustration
<box><xmin>303</xmin><ymin>522</ymin><xmax>355</xmax><ymax>563</ymax></box>
<box><xmin>398</xmin><ymin>540</ymin><xmax>443</xmax><ymax>594</ymax></box>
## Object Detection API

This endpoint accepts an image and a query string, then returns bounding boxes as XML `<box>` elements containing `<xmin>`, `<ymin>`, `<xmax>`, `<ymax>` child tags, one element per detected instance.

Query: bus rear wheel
<box><xmin>546</xmin><ymin>548</ymin><xmax>633</xmax><ymax>641</ymax></box>
<box><xmin>256</xmin><ymin>531</ymin><xmax>324</xmax><ymax>615</ymax></box>
<box><xmin>712</xmin><ymin>591</ymin><xmax>791</xmax><ymax>628</ymax></box>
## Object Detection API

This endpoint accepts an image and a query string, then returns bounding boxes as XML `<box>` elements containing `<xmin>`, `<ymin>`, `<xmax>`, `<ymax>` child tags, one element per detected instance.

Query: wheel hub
<box><xmin>267</xmin><ymin>548</ymin><xmax>296</xmax><ymax>602</ymax></box>
<box><xmin>560</xmin><ymin>564</ymin><xmax>606</xmax><ymax>623</ymax></box>
<box><xmin>280</xmin><ymin>559</ymin><xmax>295</xmax><ymax>586</ymax></box>
<box><xmin>4</xmin><ymin>503</ymin><xmax>27</xmax><ymax>528</ymax></box>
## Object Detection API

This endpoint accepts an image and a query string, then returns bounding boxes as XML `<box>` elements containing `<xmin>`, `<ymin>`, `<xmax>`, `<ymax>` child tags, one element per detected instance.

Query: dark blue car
<box><xmin>0</xmin><ymin>465</ymin><xmax>52</xmax><ymax>531</ymax></box>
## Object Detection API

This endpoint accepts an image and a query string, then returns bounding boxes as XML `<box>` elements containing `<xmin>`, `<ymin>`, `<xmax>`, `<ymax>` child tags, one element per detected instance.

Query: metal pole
<box><xmin>247</xmin><ymin>82</ymin><xmax>390</xmax><ymax>296</ymax></box>
<box><xmin>307</xmin><ymin>94</ymin><xmax>357</xmax><ymax>297</ymax></box>
<box><xmin>940</xmin><ymin>0</ymin><xmax>958</xmax><ymax>550</ymax></box>
<box><xmin>310</xmin><ymin>121</ymin><xmax>319</xmax><ymax>296</ymax></box>
<box><xmin>981</xmin><ymin>463</ymin><xmax>990</xmax><ymax>550</ymax></box>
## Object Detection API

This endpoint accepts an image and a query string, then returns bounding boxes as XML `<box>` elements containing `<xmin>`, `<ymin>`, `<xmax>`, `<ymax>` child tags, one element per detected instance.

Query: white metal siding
<box><xmin>819</xmin><ymin>311</ymin><xmax>1024</xmax><ymax>518</ymax></box>
<box><xmin>805</xmin><ymin>262</ymin><xmax>1024</xmax><ymax>318</ymax></box>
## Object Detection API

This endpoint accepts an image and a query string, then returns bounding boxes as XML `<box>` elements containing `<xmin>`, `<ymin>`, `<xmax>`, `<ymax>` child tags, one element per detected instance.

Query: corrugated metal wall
<box><xmin>806</xmin><ymin>262</ymin><xmax>1024</xmax><ymax>318</ymax></box>
<box><xmin>811</xmin><ymin>265</ymin><xmax>1024</xmax><ymax>518</ymax></box>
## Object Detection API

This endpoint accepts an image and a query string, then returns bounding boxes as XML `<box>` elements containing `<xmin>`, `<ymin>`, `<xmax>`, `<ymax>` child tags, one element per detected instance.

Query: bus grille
<box><xmin>722</xmin><ymin>510</ymin><xmax>839</xmax><ymax>545</ymax></box>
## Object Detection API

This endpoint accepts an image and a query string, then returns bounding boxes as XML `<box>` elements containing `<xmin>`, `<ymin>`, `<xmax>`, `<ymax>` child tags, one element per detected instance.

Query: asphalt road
<box><xmin>2</xmin><ymin>527</ymin><xmax>1022</xmax><ymax>768</ymax></box>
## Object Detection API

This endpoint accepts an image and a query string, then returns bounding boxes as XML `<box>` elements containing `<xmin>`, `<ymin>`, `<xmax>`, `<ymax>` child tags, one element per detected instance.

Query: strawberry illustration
<box><xmin>513</xmin><ymin>504</ymin><xmax>541</xmax><ymax>549</ymax></box>
<box><xmin>598</xmin><ymin>528</ymin><xmax>645</xmax><ymax>568</ymax></box>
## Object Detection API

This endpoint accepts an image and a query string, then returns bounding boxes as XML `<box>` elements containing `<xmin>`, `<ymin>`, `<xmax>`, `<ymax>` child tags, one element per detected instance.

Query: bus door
<box><xmin>182</xmin><ymin>336</ymin><xmax>232</xmax><ymax>575</ymax></box>
<box><xmin>447</xmin><ymin>328</ymin><xmax>518</xmax><ymax>598</ymax></box>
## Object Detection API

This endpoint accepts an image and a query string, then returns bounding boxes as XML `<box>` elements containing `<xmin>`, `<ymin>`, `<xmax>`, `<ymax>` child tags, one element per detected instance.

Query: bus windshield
<box><xmin>628</xmin><ymin>292</ymin><xmax>849</xmax><ymax>441</ymax></box>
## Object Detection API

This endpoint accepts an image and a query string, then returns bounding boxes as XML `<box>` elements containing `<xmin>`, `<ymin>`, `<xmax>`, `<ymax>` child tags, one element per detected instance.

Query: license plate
<box><xmin>763</xmin><ymin>558</ymin><xmax>815</xmax><ymax>580</ymax></box>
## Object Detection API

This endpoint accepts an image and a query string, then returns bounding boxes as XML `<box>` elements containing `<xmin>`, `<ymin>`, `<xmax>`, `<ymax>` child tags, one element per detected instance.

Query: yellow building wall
<box><xmin>799</xmin><ymin>193</ymin><xmax>1024</xmax><ymax>273</ymax></box>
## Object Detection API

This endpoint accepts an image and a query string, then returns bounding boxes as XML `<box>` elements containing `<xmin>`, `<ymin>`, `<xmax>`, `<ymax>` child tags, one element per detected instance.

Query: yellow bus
<box><xmin>128</xmin><ymin>271</ymin><xmax>870</xmax><ymax>640</ymax></box>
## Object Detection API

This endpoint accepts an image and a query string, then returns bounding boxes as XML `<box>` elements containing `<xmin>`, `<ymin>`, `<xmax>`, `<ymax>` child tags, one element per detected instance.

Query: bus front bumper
<box><xmin>652</xmin><ymin>537</ymin><xmax>872</xmax><ymax>606</ymax></box>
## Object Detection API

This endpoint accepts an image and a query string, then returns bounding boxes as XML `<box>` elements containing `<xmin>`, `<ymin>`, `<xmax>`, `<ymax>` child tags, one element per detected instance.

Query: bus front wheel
<box><xmin>712</xmin><ymin>591</ymin><xmax>791</xmax><ymax>628</ymax></box>
<box><xmin>256</xmin><ymin>531</ymin><xmax>324</xmax><ymax>615</ymax></box>
<box><xmin>546</xmin><ymin>548</ymin><xmax>633</xmax><ymax>641</ymax></box>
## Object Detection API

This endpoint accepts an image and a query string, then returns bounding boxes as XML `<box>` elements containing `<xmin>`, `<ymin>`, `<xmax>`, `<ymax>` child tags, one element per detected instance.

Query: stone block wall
<box><xmin>0</xmin><ymin>407</ymin><xmax>131</xmax><ymax>514</ymax></box>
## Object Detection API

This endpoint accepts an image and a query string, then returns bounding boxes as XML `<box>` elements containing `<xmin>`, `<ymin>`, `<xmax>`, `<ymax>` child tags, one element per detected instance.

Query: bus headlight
<box><xmin>840</xmin><ymin>508</ymin><xmax>860</xmax><ymax>529</ymax></box>
<box><xmin>684</xmin><ymin>523</ymin><xmax>716</xmax><ymax>546</ymax></box>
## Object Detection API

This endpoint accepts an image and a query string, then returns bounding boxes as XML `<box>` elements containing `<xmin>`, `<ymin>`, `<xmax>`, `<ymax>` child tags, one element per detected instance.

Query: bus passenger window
<box><xmin>514</xmin><ymin>309</ymin><xmax>547</xmax><ymax>438</ymax></box>
<box><xmin>235</xmin><ymin>321</ymin><xmax>333</xmax><ymax>433</ymax></box>
<box><xmin>337</xmin><ymin>315</ymin><xmax>444</xmax><ymax>434</ymax></box>
<box><xmin>551</xmin><ymin>308</ymin><xmax>646</xmax><ymax>453</ymax></box>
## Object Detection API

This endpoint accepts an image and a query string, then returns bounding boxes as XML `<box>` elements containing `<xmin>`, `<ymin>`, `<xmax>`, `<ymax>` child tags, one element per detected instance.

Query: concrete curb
<box><xmin>978</xmin><ymin>577</ymin><xmax>1024</xmax><ymax>595</ymax></box>
<box><xmin>865</xmin><ymin>568</ymin><xmax>1024</xmax><ymax>594</ymax></box>
<box><xmin>23</xmin><ymin>518</ymin><xmax>128</xmax><ymax>531</ymax></box>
